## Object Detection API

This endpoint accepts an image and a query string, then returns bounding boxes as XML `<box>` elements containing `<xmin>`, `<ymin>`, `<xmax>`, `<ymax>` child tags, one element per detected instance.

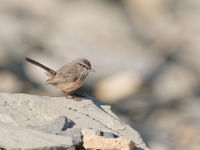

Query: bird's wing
<box><xmin>45</xmin><ymin>64</ymin><xmax>79</xmax><ymax>84</ymax></box>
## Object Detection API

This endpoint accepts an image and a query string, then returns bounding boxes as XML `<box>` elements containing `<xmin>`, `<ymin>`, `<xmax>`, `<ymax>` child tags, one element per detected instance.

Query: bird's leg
<box><xmin>62</xmin><ymin>91</ymin><xmax>81</xmax><ymax>100</ymax></box>
<box><xmin>62</xmin><ymin>91</ymin><xmax>71</xmax><ymax>96</ymax></box>
<box><xmin>71</xmin><ymin>92</ymin><xmax>87</xmax><ymax>97</ymax></box>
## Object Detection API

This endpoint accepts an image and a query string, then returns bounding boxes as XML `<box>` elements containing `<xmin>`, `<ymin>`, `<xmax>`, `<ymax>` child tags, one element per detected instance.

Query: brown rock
<box><xmin>82</xmin><ymin>129</ymin><xmax>135</xmax><ymax>150</ymax></box>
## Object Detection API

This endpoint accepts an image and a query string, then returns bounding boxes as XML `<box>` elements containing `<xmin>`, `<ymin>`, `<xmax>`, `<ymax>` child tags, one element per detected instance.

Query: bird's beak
<box><xmin>90</xmin><ymin>68</ymin><xmax>95</xmax><ymax>72</ymax></box>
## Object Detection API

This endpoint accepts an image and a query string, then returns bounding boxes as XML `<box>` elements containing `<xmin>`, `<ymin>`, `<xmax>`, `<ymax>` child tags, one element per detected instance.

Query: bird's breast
<box><xmin>55</xmin><ymin>70</ymin><xmax>89</xmax><ymax>93</ymax></box>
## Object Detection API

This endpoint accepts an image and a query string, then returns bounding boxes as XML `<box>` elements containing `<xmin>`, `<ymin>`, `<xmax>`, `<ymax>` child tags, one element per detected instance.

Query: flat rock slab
<box><xmin>0</xmin><ymin>124</ymin><xmax>74</xmax><ymax>150</ymax></box>
<box><xmin>0</xmin><ymin>92</ymin><xmax>149</xmax><ymax>150</ymax></box>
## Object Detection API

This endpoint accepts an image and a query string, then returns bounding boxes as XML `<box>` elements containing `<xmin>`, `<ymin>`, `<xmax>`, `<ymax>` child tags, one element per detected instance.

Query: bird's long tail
<box><xmin>25</xmin><ymin>57</ymin><xmax>56</xmax><ymax>76</ymax></box>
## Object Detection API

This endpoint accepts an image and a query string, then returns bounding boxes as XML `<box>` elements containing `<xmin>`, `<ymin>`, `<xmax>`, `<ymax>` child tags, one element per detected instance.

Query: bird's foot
<box><xmin>71</xmin><ymin>92</ymin><xmax>87</xmax><ymax>98</ymax></box>
<box><xmin>63</xmin><ymin>91</ymin><xmax>82</xmax><ymax>100</ymax></box>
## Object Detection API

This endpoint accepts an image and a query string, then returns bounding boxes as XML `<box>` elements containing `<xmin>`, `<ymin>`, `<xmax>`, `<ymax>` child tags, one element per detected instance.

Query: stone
<box><xmin>0</xmin><ymin>124</ymin><xmax>74</xmax><ymax>150</ymax></box>
<box><xmin>152</xmin><ymin>64</ymin><xmax>197</xmax><ymax>102</ymax></box>
<box><xmin>123</xmin><ymin>0</ymin><xmax>167</xmax><ymax>20</ymax></box>
<box><xmin>38</xmin><ymin>115</ymin><xmax>74</xmax><ymax>132</ymax></box>
<box><xmin>82</xmin><ymin>129</ymin><xmax>135</xmax><ymax>150</ymax></box>
<box><xmin>102</xmin><ymin>131</ymin><xmax>117</xmax><ymax>138</ymax></box>
<box><xmin>0</xmin><ymin>92</ymin><xmax>149</xmax><ymax>150</ymax></box>
<box><xmin>81</xmin><ymin>128</ymin><xmax>101</xmax><ymax>136</ymax></box>
<box><xmin>64</xmin><ymin>128</ymin><xmax>82</xmax><ymax>146</ymax></box>
<box><xmin>0</xmin><ymin>71</ymin><xmax>23</xmax><ymax>93</ymax></box>
<box><xmin>80</xmin><ymin>128</ymin><xmax>117</xmax><ymax>138</ymax></box>
<box><xmin>94</xmin><ymin>71</ymin><xmax>142</xmax><ymax>103</ymax></box>
<box><xmin>34</xmin><ymin>116</ymin><xmax>82</xmax><ymax>145</ymax></box>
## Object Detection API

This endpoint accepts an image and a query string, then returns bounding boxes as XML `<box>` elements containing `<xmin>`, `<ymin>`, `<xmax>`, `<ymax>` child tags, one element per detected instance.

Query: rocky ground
<box><xmin>0</xmin><ymin>0</ymin><xmax>200</xmax><ymax>150</ymax></box>
<box><xmin>0</xmin><ymin>92</ymin><xmax>147</xmax><ymax>150</ymax></box>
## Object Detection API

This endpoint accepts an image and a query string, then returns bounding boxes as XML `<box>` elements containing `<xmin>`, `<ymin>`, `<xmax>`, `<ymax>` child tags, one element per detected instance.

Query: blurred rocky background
<box><xmin>0</xmin><ymin>0</ymin><xmax>200</xmax><ymax>150</ymax></box>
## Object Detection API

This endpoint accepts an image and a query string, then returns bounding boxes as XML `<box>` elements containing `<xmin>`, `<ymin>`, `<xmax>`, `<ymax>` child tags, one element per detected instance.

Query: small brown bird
<box><xmin>25</xmin><ymin>57</ymin><xmax>95</xmax><ymax>99</ymax></box>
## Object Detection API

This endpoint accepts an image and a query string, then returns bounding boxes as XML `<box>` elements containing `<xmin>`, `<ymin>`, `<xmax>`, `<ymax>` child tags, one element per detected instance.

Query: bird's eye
<box><xmin>78</xmin><ymin>63</ymin><xmax>88</xmax><ymax>69</ymax></box>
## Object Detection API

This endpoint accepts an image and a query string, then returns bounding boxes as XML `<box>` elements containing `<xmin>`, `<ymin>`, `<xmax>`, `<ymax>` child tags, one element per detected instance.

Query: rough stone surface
<box><xmin>102</xmin><ymin>131</ymin><xmax>117</xmax><ymax>138</ymax></box>
<box><xmin>38</xmin><ymin>116</ymin><xmax>72</xmax><ymax>132</ymax></box>
<box><xmin>0</xmin><ymin>124</ymin><xmax>74</xmax><ymax>150</ymax></box>
<box><xmin>0</xmin><ymin>92</ymin><xmax>149</xmax><ymax>150</ymax></box>
<box><xmin>35</xmin><ymin>116</ymin><xmax>82</xmax><ymax>145</ymax></box>
<box><xmin>64</xmin><ymin>128</ymin><xmax>82</xmax><ymax>146</ymax></box>
<box><xmin>82</xmin><ymin>129</ymin><xmax>135</xmax><ymax>150</ymax></box>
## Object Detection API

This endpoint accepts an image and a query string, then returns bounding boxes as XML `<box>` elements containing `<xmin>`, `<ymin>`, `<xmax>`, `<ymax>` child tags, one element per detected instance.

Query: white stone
<box><xmin>0</xmin><ymin>125</ymin><xmax>74</xmax><ymax>149</ymax></box>
<box><xmin>0</xmin><ymin>92</ymin><xmax>150</xmax><ymax>150</ymax></box>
